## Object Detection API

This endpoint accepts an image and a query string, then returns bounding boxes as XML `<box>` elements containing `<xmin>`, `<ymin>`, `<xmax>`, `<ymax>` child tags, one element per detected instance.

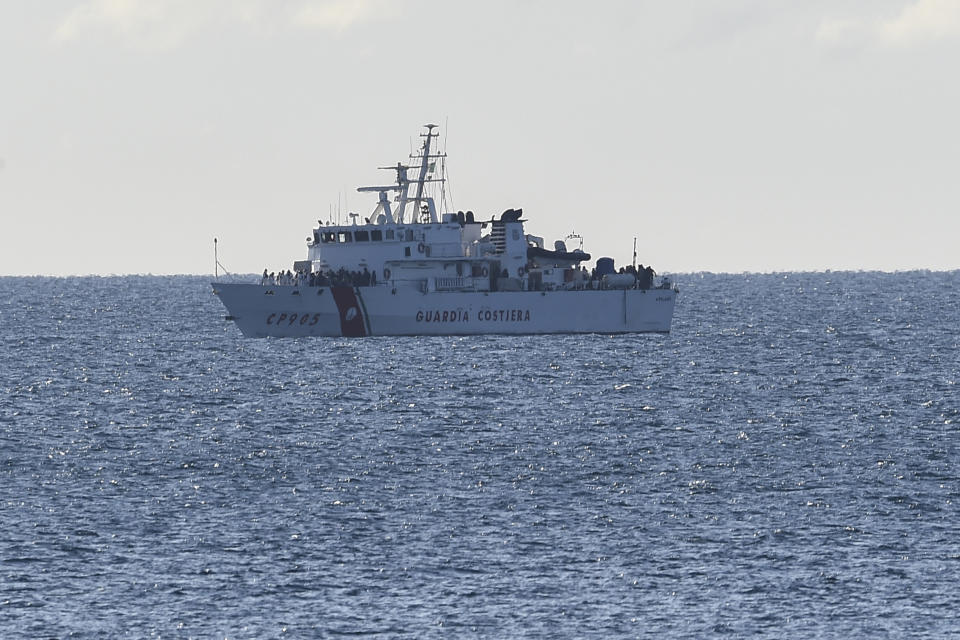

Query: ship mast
<box><xmin>357</xmin><ymin>124</ymin><xmax>445</xmax><ymax>225</ymax></box>
<box><xmin>413</xmin><ymin>124</ymin><xmax>438</xmax><ymax>223</ymax></box>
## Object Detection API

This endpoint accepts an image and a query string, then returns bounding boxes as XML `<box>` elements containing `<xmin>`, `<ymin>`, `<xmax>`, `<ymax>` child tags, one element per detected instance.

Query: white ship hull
<box><xmin>211</xmin><ymin>124</ymin><xmax>680</xmax><ymax>337</ymax></box>
<box><xmin>213</xmin><ymin>283</ymin><xmax>676</xmax><ymax>338</ymax></box>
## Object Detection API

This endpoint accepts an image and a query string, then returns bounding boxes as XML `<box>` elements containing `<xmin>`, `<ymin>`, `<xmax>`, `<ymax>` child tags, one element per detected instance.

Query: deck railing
<box><xmin>434</xmin><ymin>276</ymin><xmax>467</xmax><ymax>291</ymax></box>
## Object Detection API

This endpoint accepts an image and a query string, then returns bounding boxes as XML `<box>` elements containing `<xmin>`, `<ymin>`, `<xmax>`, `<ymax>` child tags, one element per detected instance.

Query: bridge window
<box><xmin>355</xmin><ymin>230</ymin><xmax>370</xmax><ymax>242</ymax></box>
<box><xmin>320</xmin><ymin>232</ymin><xmax>336</xmax><ymax>243</ymax></box>
<box><xmin>371</xmin><ymin>230</ymin><xmax>383</xmax><ymax>241</ymax></box>
<box><xmin>385</xmin><ymin>230</ymin><xmax>395</xmax><ymax>240</ymax></box>
<box><xmin>338</xmin><ymin>231</ymin><xmax>352</xmax><ymax>243</ymax></box>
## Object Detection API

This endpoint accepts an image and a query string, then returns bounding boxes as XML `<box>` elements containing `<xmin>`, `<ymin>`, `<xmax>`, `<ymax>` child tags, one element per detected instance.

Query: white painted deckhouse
<box><xmin>213</xmin><ymin>125</ymin><xmax>678</xmax><ymax>337</ymax></box>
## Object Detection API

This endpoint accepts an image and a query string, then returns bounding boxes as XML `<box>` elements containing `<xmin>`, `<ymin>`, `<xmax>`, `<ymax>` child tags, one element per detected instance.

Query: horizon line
<box><xmin>2</xmin><ymin>267</ymin><xmax>958</xmax><ymax>278</ymax></box>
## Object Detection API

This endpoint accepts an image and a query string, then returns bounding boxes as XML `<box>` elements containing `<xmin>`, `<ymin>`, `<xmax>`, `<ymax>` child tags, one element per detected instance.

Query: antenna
<box><xmin>213</xmin><ymin>237</ymin><xmax>232</xmax><ymax>278</ymax></box>
<box><xmin>633</xmin><ymin>237</ymin><xmax>637</xmax><ymax>271</ymax></box>
<box><xmin>441</xmin><ymin>117</ymin><xmax>452</xmax><ymax>213</ymax></box>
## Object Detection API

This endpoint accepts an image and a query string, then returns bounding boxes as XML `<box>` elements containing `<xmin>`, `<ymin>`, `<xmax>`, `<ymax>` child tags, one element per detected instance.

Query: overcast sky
<box><xmin>1</xmin><ymin>0</ymin><xmax>958</xmax><ymax>275</ymax></box>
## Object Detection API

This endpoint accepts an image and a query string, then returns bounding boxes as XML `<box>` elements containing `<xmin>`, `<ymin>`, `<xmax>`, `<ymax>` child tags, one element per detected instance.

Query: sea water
<box><xmin>1</xmin><ymin>272</ymin><xmax>958</xmax><ymax>638</ymax></box>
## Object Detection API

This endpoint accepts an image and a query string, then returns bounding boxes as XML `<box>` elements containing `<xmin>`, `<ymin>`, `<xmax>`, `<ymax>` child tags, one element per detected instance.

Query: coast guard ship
<box><xmin>213</xmin><ymin>125</ymin><xmax>677</xmax><ymax>337</ymax></box>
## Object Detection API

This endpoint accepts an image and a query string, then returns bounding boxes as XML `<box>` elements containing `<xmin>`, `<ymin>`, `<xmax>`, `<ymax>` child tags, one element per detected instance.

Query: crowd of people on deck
<box><xmin>631</xmin><ymin>263</ymin><xmax>658</xmax><ymax>289</ymax></box>
<box><xmin>582</xmin><ymin>263</ymin><xmax>657</xmax><ymax>289</ymax></box>
<box><xmin>260</xmin><ymin>262</ymin><xmax>658</xmax><ymax>290</ymax></box>
<box><xmin>260</xmin><ymin>267</ymin><xmax>377</xmax><ymax>288</ymax></box>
